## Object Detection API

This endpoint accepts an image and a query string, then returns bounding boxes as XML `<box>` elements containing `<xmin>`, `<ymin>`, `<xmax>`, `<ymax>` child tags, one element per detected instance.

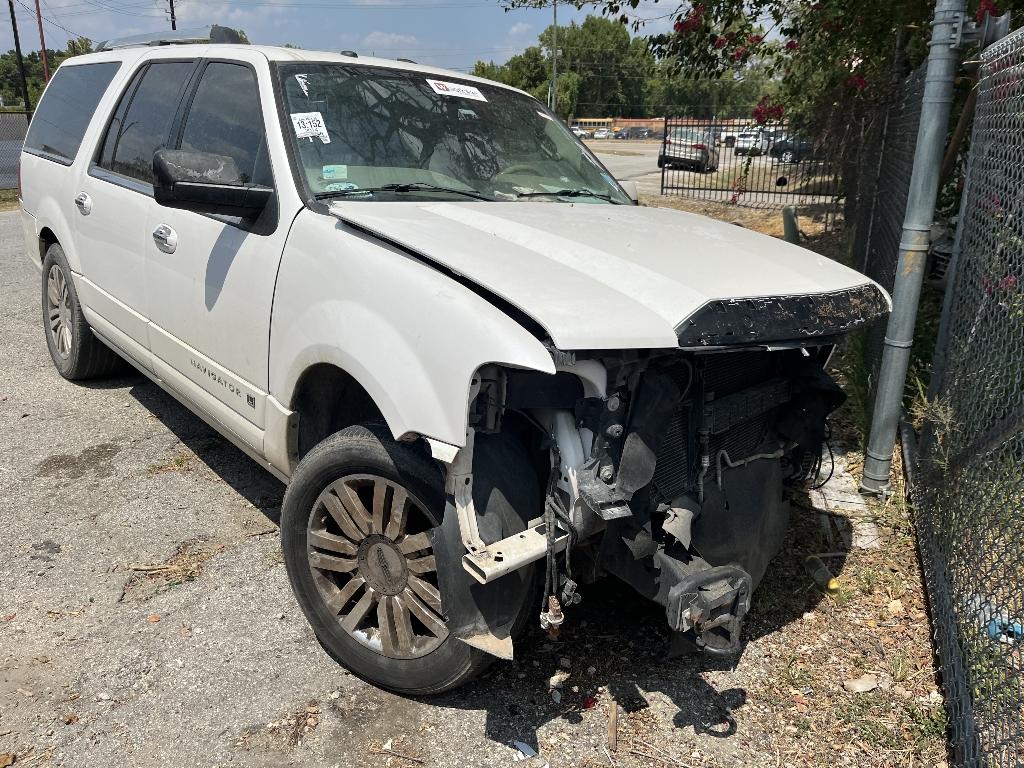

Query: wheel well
<box><xmin>39</xmin><ymin>227</ymin><xmax>58</xmax><ymax>262</ymax></box>
<box><xmin>291</xmin><ymin>364</ymin><xmax>386</xmax><ymax>460</ymax></box>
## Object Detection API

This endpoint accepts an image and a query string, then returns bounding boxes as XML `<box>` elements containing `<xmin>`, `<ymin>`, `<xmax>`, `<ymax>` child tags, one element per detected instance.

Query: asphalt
<box><xmin>0</xmin><ymin>208</ymin><xmax>847</xmax><ymax>768</ymax></box>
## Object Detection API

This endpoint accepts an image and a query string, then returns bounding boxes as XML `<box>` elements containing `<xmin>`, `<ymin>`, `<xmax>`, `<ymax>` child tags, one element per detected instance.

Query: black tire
<box><xmin>41</xmin><ymin>243</ymin><xmax>123</xmax><ymax>380</ymax></box>
<box><xmin>657</xmin><ymin>155</ymin><xmax>665</xmax><ymax>169</ymax></box>
<box><xmin>281</xmin><ymin>424</ymin><xmax>538</xmax><ymax>694</ymax></box>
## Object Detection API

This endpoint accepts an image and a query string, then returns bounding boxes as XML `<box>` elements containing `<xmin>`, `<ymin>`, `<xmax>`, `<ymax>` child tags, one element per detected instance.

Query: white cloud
<box><xmin>507</xmin><ymin>22</ymin><xmax>531</xmax><ymax>39</ymax></box>
<box><xmin>360</xmin><ymin>31</ymin><xmax>419</xmax><ymax>52</ymax></box>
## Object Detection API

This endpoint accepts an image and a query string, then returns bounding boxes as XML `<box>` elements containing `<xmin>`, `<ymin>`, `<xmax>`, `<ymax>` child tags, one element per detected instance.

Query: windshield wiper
<box><xmin>514</xmin><ymin>188</ymin><xmax>621</xmax><ymax>204</ymax></box>
<box><xmin>316</xmin><ymin>182</ymin><xmax>495</xmax><ymax>202</ymax></box>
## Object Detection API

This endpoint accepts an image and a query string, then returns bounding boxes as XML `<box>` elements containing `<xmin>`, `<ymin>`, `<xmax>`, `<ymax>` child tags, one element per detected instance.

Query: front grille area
<box><xmin>649</xmin><ymin>351</ymin><xmax>792</xmax><ymax>504</ymax></box>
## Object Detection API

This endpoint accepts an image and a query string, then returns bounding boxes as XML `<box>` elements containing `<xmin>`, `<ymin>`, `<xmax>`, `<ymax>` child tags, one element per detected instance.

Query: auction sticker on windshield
<box><xmin>291</xmin><ymin>111</ymin><xmax>330</xmax><ymax>143</ymax></box>
<box><xmin>426</xmin><ymin>79</ymin><xmax>488</xmax><ymax>102</ymax></box>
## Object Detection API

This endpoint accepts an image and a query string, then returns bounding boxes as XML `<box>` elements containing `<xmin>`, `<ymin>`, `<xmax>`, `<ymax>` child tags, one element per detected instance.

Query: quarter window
<box><xmin>24</xmin><ymin>62</ymin><xmax>120</xmax><ymax>165</ymax></box>
<box><xmin>97</xmin><ymin>61</ymin><xmax>195</xmax><ymax>184</ymax></box>
<box><xmin>179</xmin><ymin>63</ymin><xmax>271</xmax><ymax>186</ymax></box>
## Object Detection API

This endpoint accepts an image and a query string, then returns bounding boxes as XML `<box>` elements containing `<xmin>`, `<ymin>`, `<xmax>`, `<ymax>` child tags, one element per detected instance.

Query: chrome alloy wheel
<box><xmin>307</xmin><ymin>474</ymin><xmax>447</xmax><ymax>659</ymax></box>
<box><xmin>46</xmin><ymin>264</ymin><xmax>72</xmax><ymax>358</ymax></box>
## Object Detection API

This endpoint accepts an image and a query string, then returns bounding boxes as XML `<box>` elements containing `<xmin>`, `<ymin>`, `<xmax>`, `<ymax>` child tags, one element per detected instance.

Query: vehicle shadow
<box><xmin>431</xmin><ymin>492</ymin><xmax>852</xmax><ymax>753</ymax></box>
<box><xmin>96</xmin><ymin>370</ymin><xmax>853</xmax><ymax>754</ymax></box>
<box><xmin>99</xmin><ymin>371</ymin><xmax>286</xmax><ymax>522</ymax></box>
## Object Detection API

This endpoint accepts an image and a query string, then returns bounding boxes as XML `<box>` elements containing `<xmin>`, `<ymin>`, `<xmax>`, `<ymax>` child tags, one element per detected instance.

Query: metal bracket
<box><xmin>954</xmin><ymin>11</ymin><xmax>1012</xmax><ymax>48</ymax></box>
<box><xmin>446</xmin><ymin>428</ymin><xmax>486</xmax><ymax>555</ymax></box>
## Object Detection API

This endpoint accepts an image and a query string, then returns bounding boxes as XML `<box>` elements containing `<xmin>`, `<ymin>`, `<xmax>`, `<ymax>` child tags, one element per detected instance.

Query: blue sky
<box><xmin>0</xmin><ymin>0</ymin><xmax>675</xmax><ymax>73</ymax></box>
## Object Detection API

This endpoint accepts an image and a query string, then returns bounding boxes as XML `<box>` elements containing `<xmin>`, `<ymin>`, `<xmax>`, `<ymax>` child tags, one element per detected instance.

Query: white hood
<box><xmin>329</xmin><ymin>201</ymin><xmax>888</xmax><ymax>350</ymax></box>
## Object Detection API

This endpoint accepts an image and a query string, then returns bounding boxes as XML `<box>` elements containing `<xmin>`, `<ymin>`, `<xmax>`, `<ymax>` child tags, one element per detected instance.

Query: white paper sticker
<box><xmin>291</xmin><ymin>111</ymin><xmax>330</xmax><ymax>143</ymax></box>
<box><xmin>322</xmin><ymin>164</ymin><xmax>347</xmax><ymax>180</ymax></box>
<box><xmin>426</xmin><ymin>78</ymin><xmax>488</xmax><ymax>102</ymax></box>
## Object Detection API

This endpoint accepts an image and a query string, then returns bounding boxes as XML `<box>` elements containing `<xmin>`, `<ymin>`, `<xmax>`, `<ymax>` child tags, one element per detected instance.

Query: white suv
<box><xmin>19</xmin><ymin>32</ymin><xmax>890</xmax><ymax>694</ymax></box>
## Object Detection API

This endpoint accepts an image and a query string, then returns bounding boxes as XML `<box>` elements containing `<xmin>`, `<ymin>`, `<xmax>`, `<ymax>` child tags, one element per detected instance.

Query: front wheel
<box><xmin>281</xmin><ymin>425</ymin><xmax>536</xmax><ymax>694</ymax></box>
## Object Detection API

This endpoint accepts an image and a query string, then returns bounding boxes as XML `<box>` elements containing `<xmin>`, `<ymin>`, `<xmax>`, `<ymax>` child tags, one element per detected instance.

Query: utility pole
<box><xmin>7</xmin><ymin>0</ymin><xmax>31</xmax><ymax>111</ymax></box>
<box><xmin>549</xmin><ymin>0</ymin><xmax>557</xmax><ymax>113</ymax></box>
<box><xmin>33</xmin><ymin>0</ymin><xmax>48</xmax><ymax>81</ymax></box>
<box><xmin>168</xmin><ymin>0</ymin><xmax>176</xmax><ymax>30</ymax></box>
<box><xmin>860</xmin><ymin>0</ymin><xmax>964</xmax><ymax>493</ymax></box>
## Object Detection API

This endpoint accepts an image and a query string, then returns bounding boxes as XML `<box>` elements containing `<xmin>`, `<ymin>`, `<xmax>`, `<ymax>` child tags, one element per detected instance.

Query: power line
<box><xmin>12</xmin><ymin>0</ymin><xmax>84</xmax><ymax>38</ymax></box>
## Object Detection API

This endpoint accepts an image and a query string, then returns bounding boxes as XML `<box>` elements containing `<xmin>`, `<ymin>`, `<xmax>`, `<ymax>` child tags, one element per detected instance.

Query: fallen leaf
<box><xmin>65</xmin><ymin>713</ymin><xmax>79</xmax><ymax>725</ymax></box>
<box><xmin>582</xmin><ymin>695</ymin><xmax>598</xmax><ymax>709</ymax></box>
<box><xmin>0</xmin><ymin>753</ymin><xmax>13</xmax><ymax>768</ymax></box>
<box><xmin>146</xmin><ymin>614</ymin><xmax>161</xmax><ymax>623</ymax></box>
<box><xmin>844</xmin><ymin>674</ymin><xmax>878</xmax><ymax>694</ymax></box>
<box><xmin>886</xmin><ymin>599</ymin><xmax>904</xmax><ymax>617</ymax></box>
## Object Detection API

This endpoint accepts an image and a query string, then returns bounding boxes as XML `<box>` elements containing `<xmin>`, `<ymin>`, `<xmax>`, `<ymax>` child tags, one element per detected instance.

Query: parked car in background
<box><xmin>571</xmin><ymin>126</ymin><xmax>591</xmax><ymax>139</ymax></box>
<box><xmin>659</xmin><ymin>128</ymin><xmax>720</xmax><ymax>171</ymax></box>
<box><xmin>592</xmin><ymin>127</ymin><xmax>612</xmax><ymax>139</ymax></box>
<box><xmin>735</xmin><ymin>131</ymin><xmax>770</xmax><ymax>156</ymax></box>
<box><xmin>615</xmin><ymin>127</ymin><xmax>651</xmax><ymax>140</ymax></box>
<box><xmin>770</xmin><ymin>135</ymin><xmax>816</xmax><ymax>163</ymax></box>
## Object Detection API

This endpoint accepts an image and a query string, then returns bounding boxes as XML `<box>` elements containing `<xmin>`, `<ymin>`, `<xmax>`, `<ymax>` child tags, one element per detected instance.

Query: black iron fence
<box><xmin>0</xmin><ymin>111</ymin><xmax>29</xmax><ymax>190</ymax></box>
<box><xmin>659</xmin><ymin>116</ymin><xmax>844</xmax><ymax>224</ymax></box>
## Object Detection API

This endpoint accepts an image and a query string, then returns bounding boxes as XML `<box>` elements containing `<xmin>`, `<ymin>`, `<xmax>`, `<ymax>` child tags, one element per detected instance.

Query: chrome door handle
<box><xmin>74</xmin><ymin>192</ymin><xmax>92</xmax><ymax>215</ymax></box>
<box><xmin>152</xmin><ymin>224</ymin><xmax>178</xmax><ymax>254</ymax></box>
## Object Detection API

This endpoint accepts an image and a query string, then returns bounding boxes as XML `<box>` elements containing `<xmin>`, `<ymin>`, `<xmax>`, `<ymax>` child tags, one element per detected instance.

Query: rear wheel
<box><xmin>41</xmin><ymin>243</ymin><xmax>122</xmax><ymax>380</ymax></box>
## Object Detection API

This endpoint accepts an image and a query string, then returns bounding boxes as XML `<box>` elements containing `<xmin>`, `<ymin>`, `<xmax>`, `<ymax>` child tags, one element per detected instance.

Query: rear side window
<box><xmin>24</xmin><ymin>62</ymin><xmax>120</xmax><ymax>165</ymax></box>
<box><xmin>97</xmin><ymin>61</ymin><xmax>195</xmax><ymax>184</ymax></box>
<box><xmin>179</xmin><ymin>63</ymin><xmax>271</xmax><ymax>186</ymax></box>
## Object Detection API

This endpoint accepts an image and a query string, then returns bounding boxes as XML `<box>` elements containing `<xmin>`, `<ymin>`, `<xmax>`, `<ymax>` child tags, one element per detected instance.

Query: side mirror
<box><xmin>617</xmin><ymin>179</ymin><xmax>639</xmax><ymax>203</ymax></box>
<box><xmin>153</xmin><ymin>149</ymin><xmax>272</xmax><ymax>218</ymax></box>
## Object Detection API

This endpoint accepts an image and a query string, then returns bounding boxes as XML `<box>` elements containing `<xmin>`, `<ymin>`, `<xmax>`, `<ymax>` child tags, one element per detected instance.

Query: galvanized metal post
<box><xmin>861</xmin><ymin>0</ymin><xmax>965</xmax><ymax>494</ymax></box>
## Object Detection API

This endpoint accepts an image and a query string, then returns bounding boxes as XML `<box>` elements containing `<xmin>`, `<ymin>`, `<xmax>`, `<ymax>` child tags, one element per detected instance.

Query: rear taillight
<box><xmin>692</xmin><ymin>143</ymin><xmax>706</xmax><ymax>150</ymax></box>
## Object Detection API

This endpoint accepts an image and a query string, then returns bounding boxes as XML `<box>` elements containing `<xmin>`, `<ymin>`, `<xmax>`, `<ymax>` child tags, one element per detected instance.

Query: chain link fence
<box><xmin>907</xmin><ymin>28</ymin><xmax>1024</xmax><ymax>766</ymax></box>
<box><xmin>0</xmin><ymin>111</ymin><xmax>29</xmax><ymax>190</ymax></box>
<box><xmin>851</xmin><ymin>67</ymin><xmax>926</xmax><ymax>410</ymax></box>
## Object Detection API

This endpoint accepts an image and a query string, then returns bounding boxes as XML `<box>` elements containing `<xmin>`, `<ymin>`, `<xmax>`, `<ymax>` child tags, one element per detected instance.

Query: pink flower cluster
<box><xmin>674</xmin><ymin>3</ymin><xmax>705</xmax><ymax>34</ymax></box>
<box><xmin>846</xmin><ymin>73</ymin><xmax>868</xmax><ymax>91</ymax></box>
<box><xmin>752</xmin><ymin>95</ymin><xmax>784</xmax><ymax>124</ymax></box>
<box><xmin>977</xmin><ymin>0</ymin><xmax>1001</xmax><ymax>23</ymax></box>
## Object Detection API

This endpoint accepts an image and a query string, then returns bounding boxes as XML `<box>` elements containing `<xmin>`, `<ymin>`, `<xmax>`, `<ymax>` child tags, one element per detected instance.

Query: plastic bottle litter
<box><xmin>965</xmin><ymin>593</ymin><xmax>1024</xmax><ymax>644</ymax></box>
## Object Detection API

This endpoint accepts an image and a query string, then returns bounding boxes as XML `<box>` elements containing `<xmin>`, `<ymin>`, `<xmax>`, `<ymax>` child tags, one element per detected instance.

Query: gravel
<box><xmin>0</xmin><ymin>210</ymin><xmax>943</xmax><ymax>767</ymax></box>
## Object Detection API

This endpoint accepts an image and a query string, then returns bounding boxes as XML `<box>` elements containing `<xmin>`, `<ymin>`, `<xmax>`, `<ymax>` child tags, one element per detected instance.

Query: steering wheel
<box><xmin>499</xmin><ymin>163</ymin><xmax>544</xmax><ymax>177</ymax></box>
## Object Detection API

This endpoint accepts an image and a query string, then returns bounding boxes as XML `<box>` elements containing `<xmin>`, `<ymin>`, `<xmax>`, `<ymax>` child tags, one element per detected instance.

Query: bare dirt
<box><xmin>0</xmin><ymin>208</ymin><xmax>945</xmax><ymax>767</ymax></box>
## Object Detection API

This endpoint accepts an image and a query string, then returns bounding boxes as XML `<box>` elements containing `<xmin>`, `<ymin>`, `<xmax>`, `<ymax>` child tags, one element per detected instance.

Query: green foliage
<box><xmin>504</xmin><ymin>0</ymin><xmax>1023</xmax><ymax>125</ymax></box>
<box><xmin>0</xmin><ymin>37</ymin><xmax>93</xmax><ymax>109</ymax></box>
<box><xmin>474</xmin><ymin>14</ymin><xmax>776</xmax><ymax>119</ymax></box>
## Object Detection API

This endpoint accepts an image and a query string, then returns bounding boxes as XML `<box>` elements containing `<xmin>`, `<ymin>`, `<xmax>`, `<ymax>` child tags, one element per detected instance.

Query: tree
<box><xmin>475</xmin><ymin>14</ymin><xmax>777</xmax><ymax>119</ymax></box>
<box><xmin>0</xmin><ymin>38</ymin><xmax>93</xmax><ymax>109</ymax></box>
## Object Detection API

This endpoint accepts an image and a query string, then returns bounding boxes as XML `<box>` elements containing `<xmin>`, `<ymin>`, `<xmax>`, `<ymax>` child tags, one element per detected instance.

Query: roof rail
<box><xmin>95</xmin><ymin>25</ymin><xmax>244</xmax><ymax>52</ymax></box>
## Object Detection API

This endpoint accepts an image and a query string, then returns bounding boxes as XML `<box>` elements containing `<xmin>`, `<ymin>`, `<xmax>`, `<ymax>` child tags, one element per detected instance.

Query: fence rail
<box><xmin>0</xmin><ymin>111</ymin><xmax>29</xmax><ymax>190</ymax></box>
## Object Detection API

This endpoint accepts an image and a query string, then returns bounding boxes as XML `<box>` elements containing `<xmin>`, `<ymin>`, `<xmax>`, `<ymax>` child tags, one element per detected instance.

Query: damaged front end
<box><xmin>432</xmin><ymin>283</ymin><xmax>888</xmax><ymax>660</ymax></box>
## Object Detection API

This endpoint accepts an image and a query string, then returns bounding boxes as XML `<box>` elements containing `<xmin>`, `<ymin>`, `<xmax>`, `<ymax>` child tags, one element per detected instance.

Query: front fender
<box><xmin>270</xmin><ymin>209</ymin><xmax>555</xmax><ymax>447</ymax></box>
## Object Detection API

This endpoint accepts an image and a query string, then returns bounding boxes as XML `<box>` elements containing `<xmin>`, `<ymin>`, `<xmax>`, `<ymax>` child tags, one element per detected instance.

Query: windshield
<box><xmin>277</xmin><ymin>63</ymin><xmax>630</xmax><ymax>204</ymax></box>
